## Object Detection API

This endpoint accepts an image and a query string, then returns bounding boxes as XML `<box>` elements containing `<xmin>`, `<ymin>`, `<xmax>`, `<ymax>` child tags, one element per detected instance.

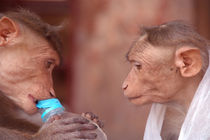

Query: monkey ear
<box><xmin>0</xmin><ymin>16</ymin><xmax>19</xmax><ymax>46</ymax></box>
<box><xmin>175</xmin><ymin>47</ymin><xmax>202</xmax><ymax>77</ymax></box>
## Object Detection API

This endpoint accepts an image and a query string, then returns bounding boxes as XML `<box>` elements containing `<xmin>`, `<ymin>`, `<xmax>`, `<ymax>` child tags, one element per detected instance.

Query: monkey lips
<box><xmin>28</xmin><ymin>94</ymin><xmax>39</xmax><ymax>113</ymax></box>
<box><xmin>128</xmin><ymin>95</ymin><xmax>142</xmax><ymax>101</ymax></box>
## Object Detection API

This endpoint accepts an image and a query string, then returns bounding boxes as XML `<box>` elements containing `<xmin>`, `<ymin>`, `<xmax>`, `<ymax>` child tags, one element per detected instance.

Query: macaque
<box><xmin>0</xmin><ymin>9</ymin><xmax>103</xmax><ymax>140</ymax></box>
<box><xmin>122</xmin><ymin>21</ymin><xmax>209</xmax><ymax>140</ymax></box>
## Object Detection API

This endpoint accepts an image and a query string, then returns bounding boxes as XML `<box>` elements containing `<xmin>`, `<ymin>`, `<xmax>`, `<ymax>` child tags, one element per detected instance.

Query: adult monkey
<box><xmin>0</xmin><ymin>9</ymin><xmax>104</xmax><ymax>140</ymax></box>
<box><xmin>122</xmin><ymin>21</ymin><xmax>210</xmax><ymax>140</ymax></box>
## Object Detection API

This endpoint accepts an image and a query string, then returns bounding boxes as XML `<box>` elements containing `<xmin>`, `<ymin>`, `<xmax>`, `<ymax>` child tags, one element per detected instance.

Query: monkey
<box><xmin>122</xmin><ymin>21</ymin><xmax>209</xmax><ymax>140</ymax></box>
<box><xmin>0</xmin><ymin>9</ymin><xmax>104</xmax><ymax>140</ymax></box>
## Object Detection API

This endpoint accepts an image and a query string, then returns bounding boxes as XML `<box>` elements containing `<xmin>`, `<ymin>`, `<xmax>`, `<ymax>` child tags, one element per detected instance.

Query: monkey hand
<box><xmin>81</xmin><ymin>112</ymin><xmax>107</xmax><ymax>140</ymax></box>
<box><xmin>32</xmin><ymin>112</ymin><xmax>98</xmax><ymax>140</ymax></box>
<box><xmin>82</xmin><ymin>112</ymin><xmax>104</xmax><ymax>128</ymax></box>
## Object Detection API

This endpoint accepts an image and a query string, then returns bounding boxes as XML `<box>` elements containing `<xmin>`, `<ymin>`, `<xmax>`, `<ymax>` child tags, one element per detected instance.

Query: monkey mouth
<box><xmin>128</xmin><ymin>95</ymin><xmax>142</xmax><ymax>100</ymax></box>
<box><xmin>28</xmin><ymin>94</ymin><xmax>38</xmax><ymax>104</ymax></box>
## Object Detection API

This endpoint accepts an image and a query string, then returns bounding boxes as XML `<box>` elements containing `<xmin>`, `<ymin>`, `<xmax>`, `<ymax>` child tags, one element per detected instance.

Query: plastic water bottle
<box><xmin>36</xmin><ymin>98</ymin><xmax>107</xmax><ymax>140</ymax></box>
<box><xmin>36</xmin><ymin>98</ymin><xmax>65</xmax><ymax>122</ymax></box>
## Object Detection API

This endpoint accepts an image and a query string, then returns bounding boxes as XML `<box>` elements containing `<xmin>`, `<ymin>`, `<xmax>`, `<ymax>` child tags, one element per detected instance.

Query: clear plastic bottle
<box><xmin>36</xmin><ymin>98</ymin><xmax>107</xmax><ymax>140</ymax></box>
<box><xmin>36</xmin><ymin>98</ymin><xmax>65</xmax><ymax>122</ymax></box>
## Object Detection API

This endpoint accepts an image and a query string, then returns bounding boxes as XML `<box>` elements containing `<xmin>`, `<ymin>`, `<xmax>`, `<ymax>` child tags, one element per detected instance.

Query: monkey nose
<box><xmin>122</xmin><ymin>83</ymin><xmax>128</xmax><ymax>90</ymax></box>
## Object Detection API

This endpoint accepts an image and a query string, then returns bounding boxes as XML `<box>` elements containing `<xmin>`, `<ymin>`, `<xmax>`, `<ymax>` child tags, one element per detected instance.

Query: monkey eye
<box><xmin>133</xmin><ymin>62</ymin><xmax>142</xmax><ymax>70</ymax></box>
<box><xmin>45</xmin><ymin>59</ymin><xmax>55</xmax><ymax>69</ymax></box>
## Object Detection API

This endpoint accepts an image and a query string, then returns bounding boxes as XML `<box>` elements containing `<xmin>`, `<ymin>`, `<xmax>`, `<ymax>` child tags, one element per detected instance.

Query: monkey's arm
<box><xmin>0</xmin><ymin>113</ymin><xmax>99</xmax><ymax>140</ymax></box>
<box><xmin>0</xmin><ymin>127</ymin><xmax>30</xmax><ymax>140</ymax></box>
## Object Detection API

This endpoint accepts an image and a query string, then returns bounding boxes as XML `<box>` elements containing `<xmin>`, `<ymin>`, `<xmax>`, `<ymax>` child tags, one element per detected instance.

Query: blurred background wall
<box><xmin>0</xmin><ymin>0</ymin><xmax>210</xmax><ymax>140</ymax></box>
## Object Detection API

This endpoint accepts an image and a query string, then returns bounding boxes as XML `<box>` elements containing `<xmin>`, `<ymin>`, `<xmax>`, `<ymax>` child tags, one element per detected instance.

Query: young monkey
<box><xmin>122</xmin><ymin>21</ymin><xmax>210</xmax><ymax>140</ymax></box>
<box><xmin>0</xmin><ymin>9</ymin><xmax>105</xmax><ymax>140</ymax></box>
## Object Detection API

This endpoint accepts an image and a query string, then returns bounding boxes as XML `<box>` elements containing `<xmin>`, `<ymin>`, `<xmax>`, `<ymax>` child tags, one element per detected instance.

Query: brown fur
<box><xmin>0</xmin><ymin>93</ymin><xmax>40</xmax><ymax>134</ymax></box>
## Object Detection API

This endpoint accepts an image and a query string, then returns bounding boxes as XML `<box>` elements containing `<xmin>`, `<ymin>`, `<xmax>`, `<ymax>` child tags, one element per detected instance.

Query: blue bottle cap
<box><xmin>36</xmin><ymin>98</ymin><xmax>64</xmax><ymax>122</ymax></box>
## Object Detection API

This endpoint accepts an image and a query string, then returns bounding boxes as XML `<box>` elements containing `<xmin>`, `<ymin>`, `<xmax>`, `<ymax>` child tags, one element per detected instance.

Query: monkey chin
<box><xmin>18</xmin><ymin>98</ymin><xmax>38</xmax><ymax>114</ymax></box>
<box><xmin>24</xmin><ymin>106</ymin><xmax>38</xmax><ymax>114</ymax></box>
<box><xmin>7</xmin><ymin>94</ymin><xmax>38</xmax><ymax>114</ymax></box>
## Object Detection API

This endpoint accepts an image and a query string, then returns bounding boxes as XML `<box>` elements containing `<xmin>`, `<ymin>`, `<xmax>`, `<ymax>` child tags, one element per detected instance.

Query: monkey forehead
<box><xmin>128</xmin><ymin>43</ymin><xmax>174</xmax><ymax>64</ymax></box>
<box><xmin>32</xmin><ymin>34</ymin><xmax>61</xmax><ymax>64</ymax></box>
<box><xmin>36</xmin><ymin>46</ymin><xmax>60</xmax><ymax>58</ymax></box>
<box><xmin>130</xmin><ymin>42</ymin><xmax>147</xmax><ymax>55</ymax></box>
<box><xmin>11</xmin><ymin>16</ymin><xmax>62</xmax><ymax>61</ymax></box>
<box><xmin>20</xmin><ymin>41</ymin><xmax>60</xmax><ymax>66</ymax></box>
<box><xmin>127</xmin><ymin>36</ymin><xmax>148</xmax><ymax>60</ymax></box>
<box><xmin>19</xmin><ymin>27</ymin><xmax>60</xmax><ymax>62</ymax></box>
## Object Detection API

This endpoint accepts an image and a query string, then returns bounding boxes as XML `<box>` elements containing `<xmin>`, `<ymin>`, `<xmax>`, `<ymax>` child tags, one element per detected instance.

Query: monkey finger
<box><xmin>71</xmin><ymin>131</ymin><xmax>97</xmax><ymax>139</ymax></box>
<box><xmin>54</xmin><ymin>131</ymin><xmax>97</xmax><ymax>140</ymax></box>
<box><xmin>82</xmin><ymin>112</ymin><xmax>104</xmax><ymax>128</ymax></box>
<box><xmin>52</xmin><ymin>123</ymin><xmax>97</xmax><ymax>135</ymax></box>
<box><xmin>60</xmin><ymin>112</ymin><xmax>80</xmax><ymax>118</ymax></box>
<box><xmin>95</xmin><ymin>120</ymin><xmax>104</xmax><ymax>128</ymax></box>
<box><xmin>83</xmin><ymin>112</ymin><xmax>99</xmax><ymax>120</ymax></box>
<box><xmin>68</xmin><ymin>123</ymin><xmax>97</xmax><ymax>131</ymax></box>
<box><xmin>48</xmin><ymin>115</ymin><xmax>62</xmax><ymax>123</ymax></box>
<box><xmin>58</xmin><ymin>117</ymin><xmax>89</xmax><ymax>125</ymax></box>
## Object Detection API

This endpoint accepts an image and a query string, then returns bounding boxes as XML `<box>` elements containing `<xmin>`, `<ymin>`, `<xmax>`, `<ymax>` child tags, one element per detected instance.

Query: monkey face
<box><xmin>0</xmin><ymin>27</ymin><xmax>60</xmax><ymax>114</ymax></box>
<box><xmin>122</xmin><ymin>44</ymin><xmax>185</xmax><ymax>105</ymax></box>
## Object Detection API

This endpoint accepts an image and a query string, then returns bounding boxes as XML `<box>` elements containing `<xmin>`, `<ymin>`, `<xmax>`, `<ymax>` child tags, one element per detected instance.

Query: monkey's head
<box><xmin>122</xmin><ymin>21</ymin><xmax>209</xmax><ymax>105</ymax></box>
<box><xmin>0</xmin><ymin>10</ymin><xmax>62</xmax><ymax>114</ymax></box>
